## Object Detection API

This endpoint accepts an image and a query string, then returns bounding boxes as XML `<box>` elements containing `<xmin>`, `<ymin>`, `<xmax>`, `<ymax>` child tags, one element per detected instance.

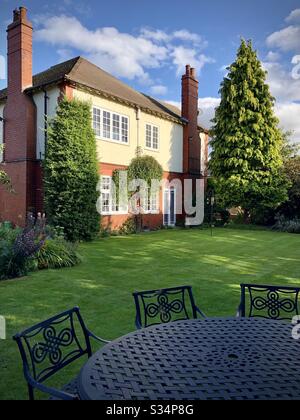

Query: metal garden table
<box><xmin>78</xmin><ymin>318</ymin><xmax>300</xmax><ymax>400</ymax></box>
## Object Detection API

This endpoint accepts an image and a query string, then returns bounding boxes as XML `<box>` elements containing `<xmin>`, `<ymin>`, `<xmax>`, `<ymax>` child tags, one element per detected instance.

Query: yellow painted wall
<box><xmin>73</xmin><ymin>89</ymin><xmax>184</xmax><ymax>173</ymax></box>
<box><xmin>33</xmin><ymin>87</ymin><xmax>61</xmax><ymax>160</ymax></box>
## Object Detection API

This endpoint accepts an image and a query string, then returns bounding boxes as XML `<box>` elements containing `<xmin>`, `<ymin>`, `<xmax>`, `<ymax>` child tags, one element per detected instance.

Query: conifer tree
<box><xmin>210</xmin><ymin>39</ymin><xmax>289</xmax><ymax>220</ymax></box>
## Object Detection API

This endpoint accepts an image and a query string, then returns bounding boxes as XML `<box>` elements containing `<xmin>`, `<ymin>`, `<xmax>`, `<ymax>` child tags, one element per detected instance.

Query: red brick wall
<box><xmin>181</xmin><ymin>65</ymin><xmax>200</xmax><ymax>174</ymax></box>
<box><xmin>0</xmin><ymin>8</ymin><xmax>37</xmax><ymax>226</ymax></box>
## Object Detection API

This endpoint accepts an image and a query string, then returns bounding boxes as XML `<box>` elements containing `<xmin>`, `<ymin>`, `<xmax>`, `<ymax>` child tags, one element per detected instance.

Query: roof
<box><xmin>0</xmin><ymin>56</ymin><xmax>207</xmax><ymax>130</ymax></box>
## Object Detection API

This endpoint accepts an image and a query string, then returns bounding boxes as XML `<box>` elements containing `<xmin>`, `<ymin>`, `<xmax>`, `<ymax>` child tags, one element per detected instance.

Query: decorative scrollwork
<box><xmin>252</xmin><ymin>290</ymin><xmax>296</xmax><ymax>319</ymax></box>
<box><xmin>32</xmin><ymin>326</ymin><xmax>74</xmax><ymax>366</ymax></box>
<box><xmin>146</xmin><ymin>294</ymin><xmax>184</xmax><ymax>324</ymax></box>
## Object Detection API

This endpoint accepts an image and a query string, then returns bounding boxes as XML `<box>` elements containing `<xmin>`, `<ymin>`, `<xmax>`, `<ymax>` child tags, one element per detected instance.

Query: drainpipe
<box><xmin>136</xmin><ymin>107</ymin><xmax>141</xmax><ymax>154</ymax></box>
<box><xmin>0</xmin><ymin>116</ymin><xmax>5</xmax><ymax>161</ymax></box>
<box><xmin>43</xmin><ymin>90</ymin><xmax>49</xmax><ymax>158</ymax></box>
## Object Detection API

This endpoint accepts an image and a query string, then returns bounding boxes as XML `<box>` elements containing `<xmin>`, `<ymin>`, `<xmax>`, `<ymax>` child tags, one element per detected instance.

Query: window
<box><xmin>93</xmin><ymin>108</ymin><xmax>101</xmax><ymax>137</ymax></box>
<box><xmin>142</xmin><ymin>188</ymin><xmax>159</xmax><ymax>214</ymax></box>
<box><xmin>112</xmin><ymin>114</ymin><xmax>120</xmax><ymax>141</ymax></box>
<box><xmin>122</xmin><ymin>117</ymin><xmax>128</xmax><ymax>143</ymax></box>
<box><xmin>92</xmin><ymin>107</ymin><xmax>129</xmax><ymax>144</ymax></box>
<box><xmin>100</xmin><ymin>176</ymin><xmax>127</xmax><ymax>215</ymax></box>
<box><xmin>103</xmin><ymin>111</ymin><xmax>111</xmax><ymax>139</ymax></box>
<box><xmin>100</xmin><ymin>176</ymin><xmax>111</xmax><ymax>213</ymax></box>
<box><xmin>145</xmin><ymin>124</ymin><xmax>159</xmax><ymax>150</ymax></box>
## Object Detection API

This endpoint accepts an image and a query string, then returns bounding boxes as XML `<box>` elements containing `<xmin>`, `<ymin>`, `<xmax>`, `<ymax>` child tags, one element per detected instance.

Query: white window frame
<box><xmin>145</xmin><ymin>123</ymin><xmax>159</xmax><ymax>151</ymax></box>
<box><xmin>92</xmin><ymin>106</ymin><xmax>130</xmax><ymax>145</ymax></box>
<box><xmin>100</xmin><ymin>176</ymin><xmax>128</xmax><ymax>216</ymax></box>
<box><xmin>142</xmin><ymin>188</ymin><xmax>160</xmax><ymax>215</ymax></box>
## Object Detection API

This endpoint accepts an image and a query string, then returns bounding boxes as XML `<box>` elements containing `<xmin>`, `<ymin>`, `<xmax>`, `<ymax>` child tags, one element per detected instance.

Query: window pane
<box><xmin>153</xmin><ymin>127</ymin><xmax>159</xmax><ymax>149</ymax></box>
<box><xmin>101</xmin><ymin>176</ymin><xmax>110</xmax><ymax>190</ymax></box>
<box><xmin>113</xmin><ymin>114</ymin><xmax>120</xmax><ymax>141</ymax></box>
<box><xmin>122</xmin><ymin>117</ymin><xmax>128</xmax><ymax>143</ymax></box>
<box><xmin>103</xmin><ymin>111</ymin><xmax>111</xmax><ymax>139</ymax></box>
<box><xmin>93</xmin><ymin>108</ymin><xmax>101</xmax><ymax>137</ymax></box>
<box><xmin>151</xmin><ymin>192</ymin><xmax>159</xmax><ymax>213</ymax></box>
<box><xmin>102</xmin><ymin>193</ymin><xmax>110</xmax><ymax>213</ymax></box>
<box><xmin>146</xmin><ymin>124</ymin><xmax>152</xmax><ymax>148</ymax></box>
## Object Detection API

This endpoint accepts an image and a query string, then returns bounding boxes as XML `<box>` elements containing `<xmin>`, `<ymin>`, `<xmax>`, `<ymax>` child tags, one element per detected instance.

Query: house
<box><xmin>0</xmin><ymin>7</ymin><xmax>209</xmax><ymax>230</ymax></box>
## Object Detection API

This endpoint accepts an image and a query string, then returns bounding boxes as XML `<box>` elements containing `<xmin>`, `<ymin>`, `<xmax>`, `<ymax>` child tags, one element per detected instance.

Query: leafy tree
<box><xmin>210</xmin><ymin>39</ymin><xmax>289</xmax><ymax>221</ymax></box>
<box><xmin>278</xmin><ymin>133</ymin><xmax>300</xmax><ymax>219</ymax></box>
<box><xmin>0</xmin><ymin>145</ymin><xmax>12</xmax><ymax>191</ymax></box>
<box><xmin>44</xmin><ymin>98</ymin><xmax>100</xmax><ymax>241</ymax></box>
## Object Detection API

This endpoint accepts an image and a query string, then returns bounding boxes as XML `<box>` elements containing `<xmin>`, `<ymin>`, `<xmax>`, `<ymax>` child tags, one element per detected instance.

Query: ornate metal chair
<box><xmin>13</xmin><ymin>307</ymin><xmax>109</xmax><ymax>400</ymax></box>
<box><xmin>237</xmin><ymin>284</ymin><xmax>300</xmax><ymax>320</ymax></box>
<box><xmin>133</xmin><ymin>285</ymin><xmax>206</xmax><ymax>329</ymax></box>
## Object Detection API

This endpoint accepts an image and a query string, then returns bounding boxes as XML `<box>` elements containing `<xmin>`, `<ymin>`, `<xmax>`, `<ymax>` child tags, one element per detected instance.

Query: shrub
<box><xmin>0</xmin><ymin>224</ymin><xmax>44</xmax><ymax>280</ymax></box>
<box><xmin>272</xmin><ymin>216</ymin><xmax>300</xmax><ymax>234</ymax></box>
<box><xmin>119</xmin><ymin>218</ymin><xmax>137</xmax><ymax>235</ymax></box>
<box><xmin>36</xmin><ymin>239</ymin><xmax>81</xmax><ymax>270</ymax></box>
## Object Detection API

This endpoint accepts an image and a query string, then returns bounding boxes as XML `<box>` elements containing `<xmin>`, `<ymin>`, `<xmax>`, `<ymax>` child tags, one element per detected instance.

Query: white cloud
<box><xmin>265</xmin><ymin>51</ymin><xmax>281</xmax><ymax>62</ymax></box>
<box><xmin>141</xmin><ymin>28</ymin><xmax>205</xmax><ymax>46</ymax></box>
<box><xmin>275</xmin><ymin>102</ymin><xmax>300</xmax><ymax>141</ymax></box>
<box><xmin>263</xmin><ymin>61</ymin><xmax>300</xmax><ymax>102</ymax></box>
<box><xmin>150</xmin><ymin>85</ymin><xmax>168</xmax><ymax>96</ymax></box>
<box><xmin>140</xmin><ymin>28</ymin><xmax>171</xmax><ymax>43</ymax></box>
<box><xmin>173</xmin><ymin>30</ymin><xmax>204</xmax><ymax>46</ymax></box>
<box><xmin>286</xmin><ymin>9</ymin><xmax>300</xmax><ymax>23</ymax></box>
<box><xmin>35</xmin><ymin>16</ymin><xmax>168</xmax><ymax>82</ymax></box>
<box><xmin>198</xmin><ymin>97</ymin><xmax>220</xmax><ymax>128</ymax></box>
<box><xmin>266</xmin><ymin>25</ymin><xmax>300</xmax><ymax>52</ymax></box>
<box><xmin>171</xmin><ymin>46</ymin><xmax>214</xmax><ymax>76</ymax></box>
<box><xmin>35</xmin><ymin>16</ymin><xmax>213</xmax><ymax>83</ymax></box>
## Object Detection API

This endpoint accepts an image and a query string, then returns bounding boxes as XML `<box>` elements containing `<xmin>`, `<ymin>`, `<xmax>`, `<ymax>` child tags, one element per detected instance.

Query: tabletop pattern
<box><xmin>79</xmin><ymin>318</ymin><xmax>300</xmax><ymax>400</ymax></box>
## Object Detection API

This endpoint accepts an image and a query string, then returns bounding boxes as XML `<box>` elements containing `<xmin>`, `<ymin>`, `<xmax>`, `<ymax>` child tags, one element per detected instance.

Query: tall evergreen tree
<box><xmin>44</xmin><ymin>98</ymin><xmax>100</xmax><ymax>241</ymax></box>
<box><xmin>210</xmin><ymin>39</ymin><xmax>289</xmax><ymax>220</ymax></box>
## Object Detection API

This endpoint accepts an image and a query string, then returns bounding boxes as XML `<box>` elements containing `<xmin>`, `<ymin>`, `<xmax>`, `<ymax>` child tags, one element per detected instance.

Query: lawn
<box><xmin>0</xmin><ymin>227</ymin><xmax>299</xmax><ymax>400</ymax></box>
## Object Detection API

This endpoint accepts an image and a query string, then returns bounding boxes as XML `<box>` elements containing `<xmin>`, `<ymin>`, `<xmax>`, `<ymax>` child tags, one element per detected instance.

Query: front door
<box><xmin>163</xmin><ymin>188</ymin><xmax>176</xmax><ymax>226</ymax></box>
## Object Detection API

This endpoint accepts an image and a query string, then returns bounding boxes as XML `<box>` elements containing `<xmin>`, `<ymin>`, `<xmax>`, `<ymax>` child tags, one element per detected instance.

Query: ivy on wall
<box><xmin>44</xmin><ymin>98</ymin><xmax>100</xmax><ymax>241</ymax></box>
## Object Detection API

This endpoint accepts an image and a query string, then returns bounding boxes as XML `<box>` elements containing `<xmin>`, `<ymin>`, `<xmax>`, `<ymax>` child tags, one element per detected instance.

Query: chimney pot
<box><xmin>13</xmin><ymin>9</ymin><xmax>20</xmax><ymax>22</ymax></box>
<box><xmin>186</xmin><ymin>64</ymin><xmax>191</xmax><ymax>75</ymax></box>
<box><xmin>19</xmin><ymin>6</ymin><xmax>28</xmax><ymax>20</ymax></box>
<box><xmin>190</xmin><ymin>68</ymin><xmax>196</xmax><ymax>78</ymax></box>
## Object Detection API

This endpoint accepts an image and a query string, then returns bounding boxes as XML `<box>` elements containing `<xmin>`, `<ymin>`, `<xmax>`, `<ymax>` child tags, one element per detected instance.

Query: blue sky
<box><xmin>0</xmin><ymin>0</ymin><xmax>299</xmax><ymax>140</ymax></box>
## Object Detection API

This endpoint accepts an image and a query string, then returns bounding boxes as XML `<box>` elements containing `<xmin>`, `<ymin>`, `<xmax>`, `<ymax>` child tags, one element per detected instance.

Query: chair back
<box><xmin>13</xmin><ymin>307</ymin><xmax>92</xmax><ymax>385</ymax></box>
<box><xmin>240</xmin><ymin>284</ymin><xmax>300</xmax><ymax>320</ymax></box>
<box><xmin>133</xmin><ymin>285</ymin><xmax>199</xmax><ymax>329</ymax></box>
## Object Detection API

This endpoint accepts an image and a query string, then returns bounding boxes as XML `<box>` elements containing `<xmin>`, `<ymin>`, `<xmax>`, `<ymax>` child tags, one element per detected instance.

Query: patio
<box><xmin>1</xmin><ymin>228</ymin><xmax>300</xmax><ymax>400</ymax></box>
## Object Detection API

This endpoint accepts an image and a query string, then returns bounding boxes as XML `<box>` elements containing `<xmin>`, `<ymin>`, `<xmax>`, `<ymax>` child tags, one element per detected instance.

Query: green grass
<box><xmin>0</xmin><ymin>228</ymin><xmax>300</xmax><ymax>400</ymax></box>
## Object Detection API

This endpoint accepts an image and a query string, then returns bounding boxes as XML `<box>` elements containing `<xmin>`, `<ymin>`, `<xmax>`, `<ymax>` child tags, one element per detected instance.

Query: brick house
<box><xmin>0</xmin><ymin>7</ymin><xmax>209</xmax><ymax>229</ymax></box>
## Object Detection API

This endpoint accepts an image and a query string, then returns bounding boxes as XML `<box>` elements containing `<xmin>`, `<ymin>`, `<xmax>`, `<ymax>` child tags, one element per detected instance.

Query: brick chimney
<box><xmin>0</xmin><ymin>7</ymin><xmax>37</xmax><ymax>225</ymax></box>
<box><xmin>181</xmin><ymin>65</ymin><xmax>200</xmax><ymax>174</ymax></box>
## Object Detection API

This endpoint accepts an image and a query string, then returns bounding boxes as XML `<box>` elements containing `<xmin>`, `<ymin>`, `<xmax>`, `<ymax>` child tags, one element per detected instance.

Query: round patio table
<box><xmin>78</xmin><ymin>318</ymin><xmax>300</xmax><ymax>400</ymax></box>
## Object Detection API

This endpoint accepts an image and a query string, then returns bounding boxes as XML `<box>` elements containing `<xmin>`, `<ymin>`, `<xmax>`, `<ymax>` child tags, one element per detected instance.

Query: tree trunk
<box><xmin>243</xmin><ymin>209</ymin><xmax>251</xmax><ymax>224</ymax></box>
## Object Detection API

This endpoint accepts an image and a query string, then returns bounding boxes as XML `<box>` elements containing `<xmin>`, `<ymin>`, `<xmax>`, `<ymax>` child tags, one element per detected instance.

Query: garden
<box><xmin>1</xmin><ymin>227</ymin><xmax>300</xmax><ymax>399</ymax></box>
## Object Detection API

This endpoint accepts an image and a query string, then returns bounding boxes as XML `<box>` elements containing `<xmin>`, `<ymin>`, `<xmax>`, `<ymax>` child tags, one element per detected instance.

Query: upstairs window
<box><xmin>92</xmin><ymin>107</ymin><xmax>129</xmax><ymax>144</ymax></box>
<box><xmin>145</xmin><ymin>124</ymin><xmax>159</xmax><ymax>150</ymax></box>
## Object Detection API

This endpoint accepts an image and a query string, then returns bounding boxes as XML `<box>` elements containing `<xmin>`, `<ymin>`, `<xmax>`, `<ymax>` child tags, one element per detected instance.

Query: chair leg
<box><xmin>28</xmin><ymin>384</ymin><xmax>34</xmax><ymax>401</ymax></box>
